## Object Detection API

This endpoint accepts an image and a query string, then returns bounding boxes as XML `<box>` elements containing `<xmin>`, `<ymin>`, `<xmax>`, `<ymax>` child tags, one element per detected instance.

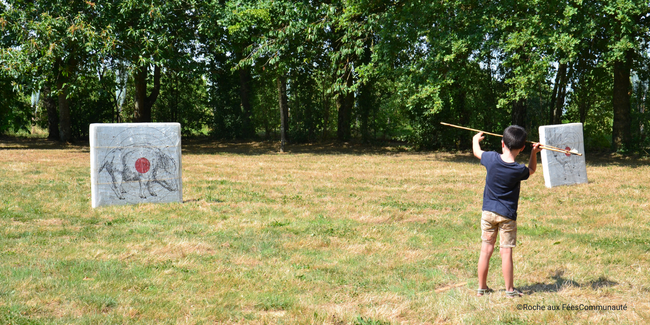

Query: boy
<box><xmin>473</xmin><ymin>125</ymin><xmax>541</xmax><ymax>298</ymax></box>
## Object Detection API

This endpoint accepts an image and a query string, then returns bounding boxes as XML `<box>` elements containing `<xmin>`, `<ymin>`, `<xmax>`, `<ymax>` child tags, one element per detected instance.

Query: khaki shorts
<box><xmin>481</xmin><ymin>211</ymin><xmax>517</xmax><ymax>248</ymax></box>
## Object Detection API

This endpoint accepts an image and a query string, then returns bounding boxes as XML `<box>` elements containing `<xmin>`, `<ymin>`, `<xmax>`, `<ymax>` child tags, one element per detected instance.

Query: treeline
<box><xmin>1</xmin><ymin>1</ymin><xmax>649</xmax><ymax>152</ymax></box>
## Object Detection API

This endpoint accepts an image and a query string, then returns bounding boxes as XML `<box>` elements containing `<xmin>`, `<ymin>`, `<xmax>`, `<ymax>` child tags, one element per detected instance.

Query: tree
<box><xmin>198</xmin><ymin>0</ymin><xmax>271</xmax><ymax>139</ymax></box>
<box><xmin>1</xmin><ymin>0</ymin><xmax>107</xmax><ymax>141</ymax></box>
<box><xmin>277</xmin><ymin>75</ymin><xmax>288</xmax><ymax>151</ymax></box>
<box><xmin>604</xmin><ymin>2</ymin><xmax>649</xmax><ymax>151</ymax></box>
<box><xmin>152</xmin><ymin>69</ymin><xmax>211</xmax><ymax>136</ymax></box>
<box><xmin>561</xmin><ymin>0</ymin><xmax>650</xmax><ymax>151</ymax></box>
<box><xmin>110</xmin><ymin>0</ymin><xmax>198</xmax><ymax>123</ymax></box>
<box><xmin>222</xmin><ymin>0</ymin><xmax>328</xmax><ymax>145</ymax></box>
<box><xmin>1</xmin><ymin>4</ymin><xmax>31</xmax><ymax>134</ymax></box>
<box><xmin>0</xmin><ymin>72</ymin><xmax>31</xmax><ymax>134</ymax></box>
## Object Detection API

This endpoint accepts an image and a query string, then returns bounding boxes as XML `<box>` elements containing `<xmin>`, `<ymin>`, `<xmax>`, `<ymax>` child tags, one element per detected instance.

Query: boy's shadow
<box><xmin>518</xmin><ymin>269</ymin><xmax>618</xmax><ymax>294</ymax></box>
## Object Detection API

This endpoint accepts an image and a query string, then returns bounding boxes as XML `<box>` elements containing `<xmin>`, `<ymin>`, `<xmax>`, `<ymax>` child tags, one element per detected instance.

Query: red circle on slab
<box><xmin>565</xmin><ymin>147</ymin><xmax>571</xmax><ymax>157</ymax></box>
<box><xmin>135</xmin><ymin>158</ymin><xmax>150</xmax><ymax>173</ymax></box>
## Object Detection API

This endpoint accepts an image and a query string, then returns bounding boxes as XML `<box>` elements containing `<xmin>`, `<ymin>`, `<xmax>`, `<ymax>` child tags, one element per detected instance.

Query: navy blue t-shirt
<box><xmin>480</xmin><ymin>151</ymin><xmax>530</xmax><ymax>220</ymax></box>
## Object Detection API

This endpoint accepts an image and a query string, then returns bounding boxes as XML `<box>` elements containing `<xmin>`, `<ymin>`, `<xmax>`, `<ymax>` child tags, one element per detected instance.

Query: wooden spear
<box><xmin>440</xmin><ymin>122</ymin><xmax>583</xmax><ymax>156</ymax></box>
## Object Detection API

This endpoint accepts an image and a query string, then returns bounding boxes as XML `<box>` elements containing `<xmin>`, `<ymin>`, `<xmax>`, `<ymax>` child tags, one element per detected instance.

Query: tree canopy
<box><xmin>1</xmin><ymin>0</ymin><xmax>649</xmax><ymax>153</ymax></box>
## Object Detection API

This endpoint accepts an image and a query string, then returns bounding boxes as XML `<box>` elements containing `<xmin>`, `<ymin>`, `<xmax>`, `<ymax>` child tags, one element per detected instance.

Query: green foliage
<box><xmin>153</xmin><ymin>71</ymin><xmax>211</xmax><ymax>136</ymax></box>
<box><xmin>57</xmin><ymin>68</ymin><xmax>117</xmax><ymax>139</ymax></box>
<box><xmin>287</xmin><ymin>69</ymin><xmax>328</xmax><ymax>143</ymax></box>
<box><xmin>1</xmin><ymin>0</ymin><xmax>649</xmax><ymax>152</ymax></box>
<box><xmin>0</xmin><ymin>74</ymin><xmax>32</xmax><ymax>134</ymax></box>
<box><xmin>251</xmin><ymin>73</ymin><xmax>280</xmax><ymax>138</ymax></box>
<box><xmin>206</xmin><ymin>59</ymin><xmax>249</xmax><ymax>140</ymax></box>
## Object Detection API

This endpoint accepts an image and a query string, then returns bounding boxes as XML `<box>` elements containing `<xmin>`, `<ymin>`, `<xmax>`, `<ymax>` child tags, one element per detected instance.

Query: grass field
<box><xmin>1</xmin><ymin>137</ymin><xmax>649</xmax><ymax>324</ymax></box>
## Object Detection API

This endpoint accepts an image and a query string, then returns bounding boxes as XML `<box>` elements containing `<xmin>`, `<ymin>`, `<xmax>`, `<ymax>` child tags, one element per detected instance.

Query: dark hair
<box><xmin>503</xmin><ymin>125</ymin><xmax>527</xmax><ymax>150</ymax></box>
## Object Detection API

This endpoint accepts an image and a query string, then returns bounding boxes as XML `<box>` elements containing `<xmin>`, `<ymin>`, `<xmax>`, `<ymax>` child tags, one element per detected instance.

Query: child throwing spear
<box><xmin>473</xmin><ymin>126</ymin><xmax>542</xmax><ymax>298</ymax></box>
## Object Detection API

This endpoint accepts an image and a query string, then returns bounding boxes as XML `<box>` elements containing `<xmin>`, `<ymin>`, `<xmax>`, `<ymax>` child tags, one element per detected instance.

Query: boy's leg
<box><xmin>498</xmin><ymin>216</ymin><xmax>521</xmax><ymax>296</ymax></box>
<box><xmin>478</xmin><ymin>211</ymin><xmax>498</xmax><ymax>294</ymax></box>
<box><xmin>478</xmin><ymin>241</ymin><xmax>495</xmax><ymax>290</ymax></box>
<box><xmin>500</xmin><ymin>247</ymin><xmax>514</xmax><ymax>292</ymax></box>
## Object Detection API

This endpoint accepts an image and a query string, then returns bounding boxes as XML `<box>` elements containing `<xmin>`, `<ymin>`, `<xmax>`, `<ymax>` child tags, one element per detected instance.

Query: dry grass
<box><xmin>0</xmin><ymin>137</ymin><xmax>648</xmax><ymax>324</ymax></box>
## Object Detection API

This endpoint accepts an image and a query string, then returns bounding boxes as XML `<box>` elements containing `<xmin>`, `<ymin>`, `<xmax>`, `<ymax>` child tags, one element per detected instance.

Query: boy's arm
<box><xmin>528</xmin><ymin>143</ymin><xmax>542</xmax><ymax>175</ymax></box>
<box><xmin>473</xmin><ymin>132</ymin><xmax>485</xmax><ymax>159</ymax></box>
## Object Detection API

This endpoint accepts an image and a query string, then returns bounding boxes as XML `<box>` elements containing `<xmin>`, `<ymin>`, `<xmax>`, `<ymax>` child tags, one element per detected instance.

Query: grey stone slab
<box><xmin>539</xmin><ymin>123</ymin><xmax>588</xmax><ymax>188</ymax></box>
<box><xmin>90</xmin><ymin>123</ymin><xmax>182</xmax><ymax>208</ymax></box>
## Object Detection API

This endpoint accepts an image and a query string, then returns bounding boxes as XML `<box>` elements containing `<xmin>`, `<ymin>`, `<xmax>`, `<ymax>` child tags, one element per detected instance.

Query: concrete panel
<box><xmin>90</xmin><ymin>123</ymin><xmax>182</xmax><ymax>208</ymax></box>
<box><xmin>539</xmin><ymin>123</ymin><xmax>588</xmax><ymax>188</ymax></box>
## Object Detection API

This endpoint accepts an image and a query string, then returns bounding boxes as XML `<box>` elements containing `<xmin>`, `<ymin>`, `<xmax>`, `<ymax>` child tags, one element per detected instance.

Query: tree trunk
<box><xmin>239</xmin><ymin>66</ymin><xmax>254</xmax><ymax>138</ymax></box>
<box><xmin>612</xmin><ymin>51</ymin><xmax>633</xmax><ymax>151</ymax></box>
<box><xmin>456</xmin><ymin>84</ymin><xmax>469</xmax><ymax>149</ymax></box>
<box><xmin>640</xmin><ymin>89</ymin><xmax>646</xmax><ymax>145</ymax></box>
<box><xmin>55</xmin><ymin>58</ymin><xmax>71</xmax><ymax>142</ymax></box>
<box><xmin>575</xmin><ymin>57</ymin><xmax>591</xmax><ymax>124</ymax></box>
<box><xmin>511</xmin><ymin>98</ymin><xmax>527</xmax><ymax>128</ymax></box>
<box><xmin>322</xmin><ymin>78</ymin><xmax>329</xmax><ymax>140</ymax></box>
<box><xmin>549</xmin><ymin>65</ymin><xmax>560</xmax><ymax>124</ymax></box>
<box><xmin>358</xmin><ymin>80</ymin><xmax>372</xmax><ymax>143</ymax></box>
<box><xmin>277</xmin><ymin>75</ymin><xmax>289</xmax><ymax>152</ymax></box>
<box><xmin>57</xmin><ymin>83</ymin><xmax>70</xmax><ymax>142</ymax></box>
<box><xmin>336</xmin><ymin>65</ymin><xmax>354</xmax><ymax>142</ymax></box>
<box><xmin>133</xmin><ymin>65</ymin><xmax>148</xmax><ymax>122</ymax></box>
<box><xmin>578</xmin><ymin>98</ymin><xmax>590</xmax><ymax>124</ymax></box>
<box><xmin>511</xmin><ymin>50</ymin><xmax>528</xmax><ymax>129</ymax></box>
<box><xmin>42</xmin><ymin>85</ymin><xmax>59</xmax><ymax>140</ymax></box>
<box><xmin>357</xmin><ymin>44</ymin><xmax>375</xmax><ymax>144</ymax></box>
<box><xmin>133</xmin><ymin>64</ymin><xmax>161</xmax><ymax>122</ymax></box>
<box><xmin>173</xmin><ymin>72</ymin><xmax>179</xmax><ymax>122</ymax></box>
<box><xmin>552</xmin><ymin>63</ymin><xmax>568</xmax><ymax>124</ymax></box>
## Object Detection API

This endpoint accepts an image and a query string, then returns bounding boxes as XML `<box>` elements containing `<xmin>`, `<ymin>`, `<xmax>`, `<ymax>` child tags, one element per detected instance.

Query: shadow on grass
<box><xmin>519</xmin><ymin>269</ymin><xmax>618</xmax><ymax>294</ymax></box>
<box><xmin>0</xmin><ymin>136</ymin><xmax>89</xmax><ymax>152</ymax></box>
<box><xmin>1</xmin><ymin>135</ymin><xmax>410</xmax><ymax>156</ymax></box>
<box><xmin>182</xmin><ymin>137</ymin><xmax>412</xmax><ymax>156</ymax></box>
<box><xmin>434</xmin><ymin>152</ymin><xmax>477</xmax><ymax>164</ymax></box>
<box><xmin>582</xmin><ymin>154</ymin><xmax>650</xmax><ymax>168</ymax></box>
<box><xmin>2</xmin><ymin>135</ymin><xmax>649</xmax><ymax>165</ymax></box>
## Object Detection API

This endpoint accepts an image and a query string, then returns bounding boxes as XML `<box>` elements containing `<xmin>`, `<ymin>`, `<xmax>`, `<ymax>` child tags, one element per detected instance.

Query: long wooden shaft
<box><xmin>440</xmin><ymin>122</ymin><xmax>583</xmax><ymax>156</ymax></box>
<box><xmin>538</xmin><ymin>144</ymin><xmax>579</xmax><ymax>155</ymax></box>
<box><xmin>440</xmin><ymin>122</ymin><xmax>503</xmax><ymax>138</ymax></box>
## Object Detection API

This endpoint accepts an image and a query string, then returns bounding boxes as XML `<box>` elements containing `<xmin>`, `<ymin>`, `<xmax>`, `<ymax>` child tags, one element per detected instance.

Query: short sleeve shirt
<box><xmin>480</xmin><ymin>151</ymin><xmax>530</xmax><ymax>220</ymax></box>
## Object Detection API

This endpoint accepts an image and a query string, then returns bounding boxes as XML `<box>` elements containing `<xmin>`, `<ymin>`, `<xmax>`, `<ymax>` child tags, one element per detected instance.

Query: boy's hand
<box><xmin>531</xmin><ymin>142</ymin><xmax>542</xmax><ymax>154</ymax></box>
<box><xmin>528</xmin><ymin>143</ymin><xmax>541</xmax><ymax>175</ymax></box>
<box><xmin>473</xmin><ymin>132</ymin><xmax>485</xmax><ymax>143</ymax></box>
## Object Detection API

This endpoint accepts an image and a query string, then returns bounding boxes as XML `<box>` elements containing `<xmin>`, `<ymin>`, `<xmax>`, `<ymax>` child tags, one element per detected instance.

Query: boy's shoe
<box><xmin>505</xmin><ymin>289</ymin><xmax>524</xmax><ymax>298</ymax></box>
<box><xmin>476</xmin><ymin>287</ymin><xmax>493</xmax><ymax>297</ymax></box>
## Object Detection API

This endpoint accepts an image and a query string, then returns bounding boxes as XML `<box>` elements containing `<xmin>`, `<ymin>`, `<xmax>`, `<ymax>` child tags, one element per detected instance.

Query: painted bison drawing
<box><xmin>99</xmin><ymin>146</ymin><xmax>179</xmax><ymax>200</ymax></box>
